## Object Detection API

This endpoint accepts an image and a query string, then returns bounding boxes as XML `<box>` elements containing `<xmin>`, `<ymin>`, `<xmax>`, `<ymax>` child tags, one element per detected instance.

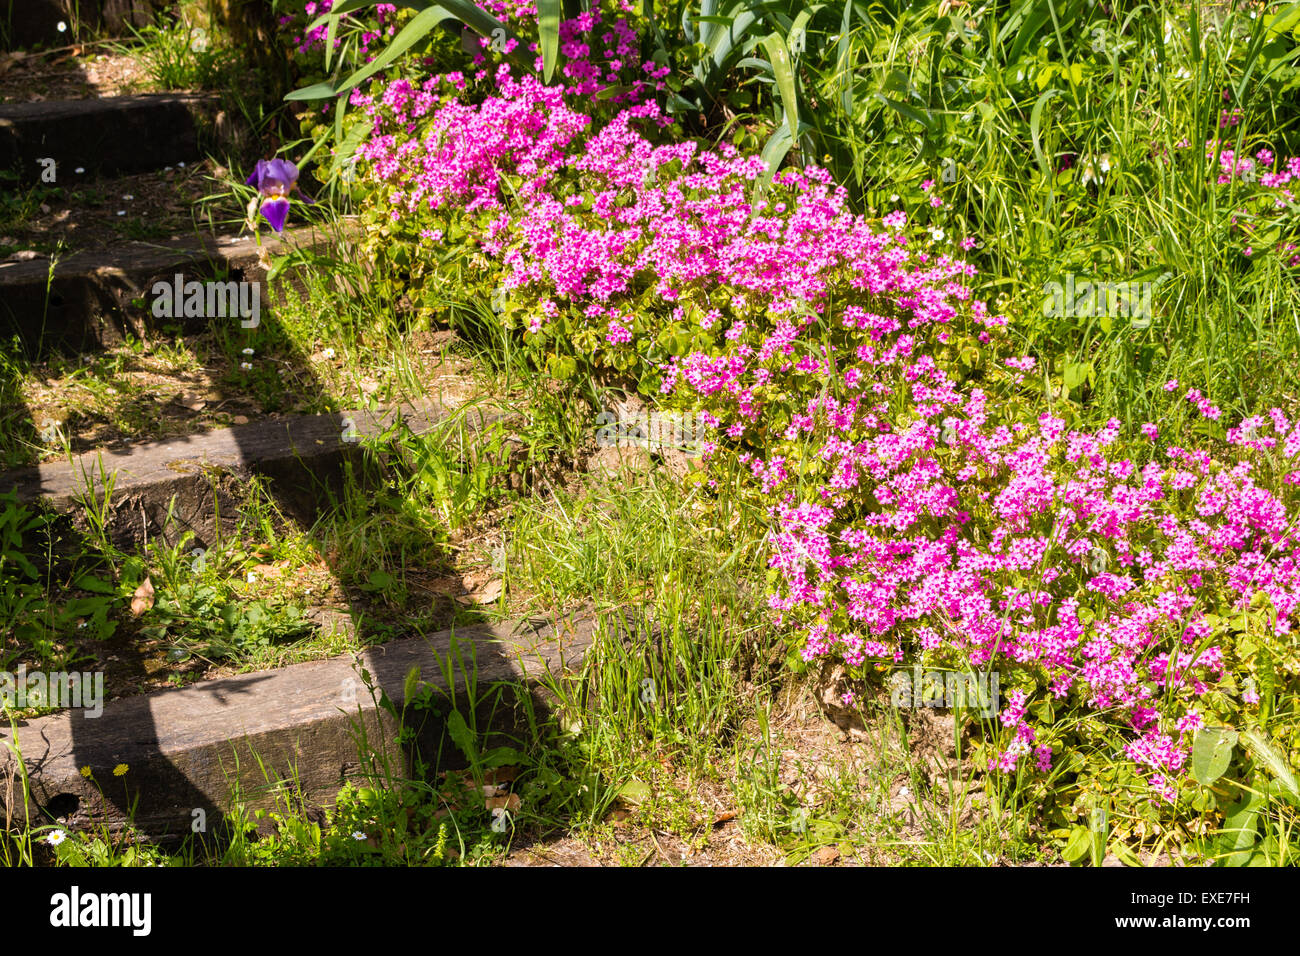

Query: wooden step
<box><xmin>0</xmin><ymin>222</ymin><xmax>337</xmax><ymax>357</ymax></box>
<box><xmin>0</xmin><ymin>93</ymin><xmax>219</xmax><ymax>181</ymax></box>
<box><xmin>1</xmin><ymin>397</ymin><xmax>510</xmax><ymax>551</ymax></box>
<box><xmin>0</xmin><ymin>611</ymin><xmax>594</xmax><ymax>841</ymax></box>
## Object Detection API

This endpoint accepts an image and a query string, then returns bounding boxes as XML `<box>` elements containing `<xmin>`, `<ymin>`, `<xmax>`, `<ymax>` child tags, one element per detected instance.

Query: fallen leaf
<box><xmin>713</xmin><ymin>809</ymin><xmax>738</xmax><ymax>825</ymax></box>
<box><xmin>485</xmin><ymin>792</ymin><xmax>521</xmax><ymax>813</ymax></box>
<box><xmin>130</xmin><ymin>578</ymin><xmax>155</xmax><ymax>617</ymax></box>
<box><xmin>460</xmin><ymin>569</ymin><xmax>492</xmax><ymax>591</ymax></box>
<box><xmin>812</xmin><ymin>845</ymin><xmax>840</xmax><ymax>866</ymax></box>
<box><xmin>484</xmin><ymin>765</ymin><xmax>519</xmax><ymax>786</ymax></box>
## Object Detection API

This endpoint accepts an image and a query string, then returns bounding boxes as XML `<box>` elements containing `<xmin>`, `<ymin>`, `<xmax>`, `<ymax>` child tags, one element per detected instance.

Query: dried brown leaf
<box><xmin>130</xmin><ymin>578</ymin><xmax>155</xmax><ymax>617</ymax></box>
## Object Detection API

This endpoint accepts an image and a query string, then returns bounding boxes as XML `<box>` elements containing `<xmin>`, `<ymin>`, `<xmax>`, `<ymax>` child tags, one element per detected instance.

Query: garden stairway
<box><xmin>0</xmin><ymin>64</ymin><xmax>589</xmax><ymax>844</ymax></box>
<box><xmin>0</xmin><ymin>90</ymin><xmax>335</xmax><ymax>355</ymax></box>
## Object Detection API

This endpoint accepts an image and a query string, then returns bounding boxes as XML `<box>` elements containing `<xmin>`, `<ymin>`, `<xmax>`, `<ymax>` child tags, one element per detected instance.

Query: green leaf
<box><xmin>1062</xmin><ymin>360</ymin><xmax>1092</xmax><ymax>391</ymax></box>
<box><xmin>328</xmin><ymin>119</ymin><xmax>374</xmax><ymax>180</ymax></box>
<box><xmin>333</xmin><ymin>6</ymin><xmax>451</xmax><ymax>95</ymax></box>
<box><xmin>446</xmin><ymin>709</ymin><xmax>478</xmax><ymax>765</ymax></box>
<box><xmin>874</xmin><ymin>93</ymin><xmax>933</xmax><ymax>133</ymax></box>
<box><xmin>1029</xmin><ymin>88</ymin><xmax>1061</xmax><ymax>183</ymax></box>
<box><xmin>1061</xmin><ymin>825</ymin><xmax>1091</xmax><ymax>862</ymax></box>
<box><xmin>618</xmin><ymin>778</ymin><xmax>652</xmax><ymax>806</ymax></box>
<box><xmin>479</xmin><ymin>746</ymin><xmax>524</xmax><ymax>768</ymax></box>
<box><xmin>284</xmin><ymin>81</ymin><xmax>339</xmax><ymax>102</ymax></box>
<box><xmin>1191</xmin><ymin>726</ymin><xmax>1238</xmax><ymax>786</ymax></box>
<box><xmin>761</xmin><ymin>33</ymin><xmax>799</xmax><ymax>148</ymax></box>
<box><xmin>73</xmin><ymin>574</ymin><xmax>115</xmax><ymax>595</ymax></box>
<box><xmin>1089</xmin><ymin>807</ymin><xmax>1108</xmax><ymax>867</ymax></box>
<box><xmin>1220</xmin><ymin>791</ymin><xmax>1263</xmax><ymax>866</ymax></box>
<box><xmin>402</xmin><ymin>664</ymin><xmax>421</xmax><ymax>704</ymax></box>
<box><xmin>538</xmin><ymin>0</ymin><xmax>561</xmax><ymax>83</ymax></box>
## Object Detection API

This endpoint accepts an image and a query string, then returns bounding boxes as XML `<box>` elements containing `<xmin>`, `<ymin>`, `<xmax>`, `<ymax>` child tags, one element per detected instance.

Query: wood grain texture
<box><xmin>0</xmin><ymin>398</ymin><xmax>509</xmax><ymax>550</ymax></box>
<box><xmin>0</xmin><ymin>612</ymin><xmax>594</xmax><ymax>840</ymax></box>
<box><xmin>0</xmin><ymin>220</ymin><xmax>335</xmax><ymax>357</ymax></box>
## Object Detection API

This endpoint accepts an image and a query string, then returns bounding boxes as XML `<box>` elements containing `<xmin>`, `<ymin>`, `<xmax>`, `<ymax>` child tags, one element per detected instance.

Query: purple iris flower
<box><xmin>245</xmin><ymin>158</ymin><xmax>312</xmax><ymax>233</ymax></box>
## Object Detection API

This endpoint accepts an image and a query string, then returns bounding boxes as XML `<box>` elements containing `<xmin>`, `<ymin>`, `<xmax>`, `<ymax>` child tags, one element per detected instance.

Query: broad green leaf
<box><xmin>1220</xmin><ymin>791</ymin><xmax>1263</xmax><ymax>866</ymax></box>
<box><xmin>73</xmin><ymin>573</ymin><xmax>115</xmax><ymax>594</ymax></box>
<box><xmin>618</xmin><ymin>778</ymin><xmax>652</xmax><ymax>805</ymax></box>
<box><xmin>1191</xmin><ymin>726</ymin><xmax>1238</xmax><ymax>786</ymax></box>
<box><xmin>538</xmin><ymin>0</ymin><xmax>561</xmax><ymax>83</ymax></box>
<box><xmin>1061</xmin><ymin>825</ymin><xmax>1091</xmax><ymax>862</ymax></box>
<box><xmin>285</xmin><ymin>81</ymin><xmax>339</xmax><ymax>102</ymax></box>
<box><xmin>761</xmin><ymin>33</ymin><xmax>799</xmax><ymax>153</ymax></box>
<box><xmin>1062</xmin><ymin>361</ymin><xmax>1092</xmax><ymax>391</ymax></box>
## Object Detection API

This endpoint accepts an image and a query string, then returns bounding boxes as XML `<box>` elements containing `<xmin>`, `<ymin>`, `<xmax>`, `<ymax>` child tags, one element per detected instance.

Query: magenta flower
<box><xmin>245</xmin><ymin>158</ymin><xmax>311</xmax><ymax>232</ymax></box>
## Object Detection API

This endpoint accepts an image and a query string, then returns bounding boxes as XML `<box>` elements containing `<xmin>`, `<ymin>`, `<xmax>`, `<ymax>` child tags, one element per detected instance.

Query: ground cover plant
<box><xmin>283</xmin><ymin>0</ymin><xmax>1300</xmax><ymax>864</ymax></box>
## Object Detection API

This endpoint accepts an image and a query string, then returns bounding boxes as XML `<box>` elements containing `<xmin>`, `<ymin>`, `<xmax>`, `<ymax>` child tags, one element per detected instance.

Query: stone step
<box><xmin>0</xmin><ymin>611</ymin><xmax>595</xmax><ymax>841</ymax></box>
<box><xmin>1</xmin><ymin>397</ymin><xmax>511</xmax><ymax>552</ymax></box>
<box><xmin>0</xmin><ymin>221</ymin><xmax>336</xmax><ymax>357</ymax></box>
<box><xmin>0</xmin><ymin>93</ymin><xmax>220</xmax><ymax>181</ymax></box>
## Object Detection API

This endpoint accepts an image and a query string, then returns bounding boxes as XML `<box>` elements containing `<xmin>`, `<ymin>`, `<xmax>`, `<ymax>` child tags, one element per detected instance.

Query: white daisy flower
<box><xmin>351</xmin><ymin>831</ymin><xmax>367</xmax><ymax>841</ymax></box>
<box><xmin>46</xmin><ymin>829</ymin><xmax>67</xmax><ymax>846</ymax></box>
<box><xmin>240</xmin><ymin>362</ymin><xmax>252</xmax><ymax>370</ymax></box>
<box><xmin>241</xmin><ymin>347</ymin><xmax>254</xmax><ymax>355</ymax></box>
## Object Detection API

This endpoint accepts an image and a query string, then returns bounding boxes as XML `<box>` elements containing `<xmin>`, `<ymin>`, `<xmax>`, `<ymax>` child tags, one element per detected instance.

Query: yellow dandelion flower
<box><xmin>113</xmin><ymin>764</ymin><xmax>129</xmax><ymax>777</ymax></box>
<box><xmin>79</xmin><ymin>765</ymin><xmax>93</xmax><ymax>779</ymax></box>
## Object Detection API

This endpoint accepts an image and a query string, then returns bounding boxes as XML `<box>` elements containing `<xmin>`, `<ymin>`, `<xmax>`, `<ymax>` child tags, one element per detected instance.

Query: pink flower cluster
<box><xmin>349</xmin><ymin>13</ymin><xmax>1298</xmax><ymax>801</ymax></box>
<box><xmin>293</xmin><ymin>1</ymin><xmax>398</xmax><ymax>57</ymax></box>
<box><xmin>1209</xmin><ymin>138</ymin><xmax>1300</xmax><ymax>263</ymax></box>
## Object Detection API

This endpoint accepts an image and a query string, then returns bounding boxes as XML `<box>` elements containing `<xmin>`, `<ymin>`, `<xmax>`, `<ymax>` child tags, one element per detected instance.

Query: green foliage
<box><xmin>0</xmin><ymin>491</ymin><xmax>122</xmax><ymax>672</ymax></box>
<box><xmin>139</xmin><ymin>530</ymin><xmax>313</xmax><ymax>662</ymax></box>
<box><xmin>114</xmin><ymin>15</ymin><xmax>241</xmax><ymax>89</ymax></box>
